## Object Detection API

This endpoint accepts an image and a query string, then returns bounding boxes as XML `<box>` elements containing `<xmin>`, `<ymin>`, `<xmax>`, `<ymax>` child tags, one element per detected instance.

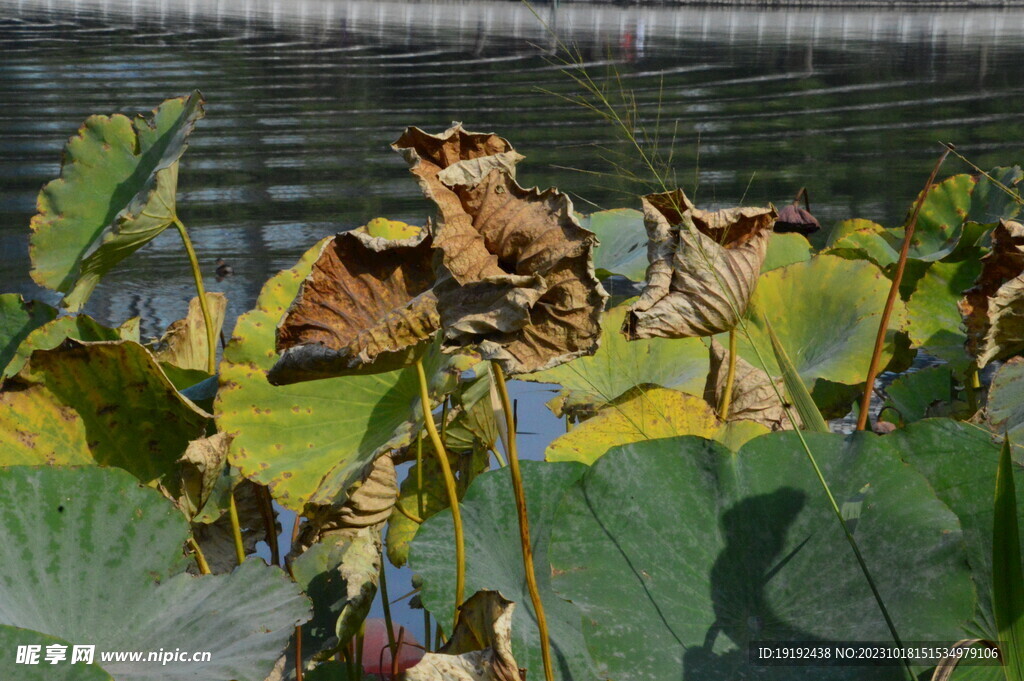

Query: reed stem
<box><xmin>719</xmin><ymin>328</ymin><xmax>738</xmax><ymax>419</ymax></box>
<box><xmin>856</xmin><ymin>148</ymin><xmax>950</xmax><ymax>431</ymax></box>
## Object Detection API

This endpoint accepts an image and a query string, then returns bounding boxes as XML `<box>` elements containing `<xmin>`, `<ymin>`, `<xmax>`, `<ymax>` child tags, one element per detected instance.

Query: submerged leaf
<box><xmin>150</xmin><ymin>293</ymin><xmax>227</xmax><ymax>372</ymax></box>
<box><xmin>545</xmin><ymin>387</ymin><xmax>768</xmax><ymax>463</ymax></box>
<box><xmin>520</xmin><ymin>301</ymin><xmax>708</xmax><ymax>419</ymax></box>
<box><xmin>624</xmin><ymin>189</ymin><xmax>776</xmax><ymax>339</ymax></box>
<box><xmin>405</xmin><ymin>591</ymin><xmax>523</xmax><ymax>681</ymax></box>
<box><xmin>394</xmin><ymin>123</ymin><xmax>607</xmax><ymax>375</ymax></box>
<box><xmin>960</xmin><ymin>219</ymin><xmax>1024</xmax><ymax>366</ymax></box>
<box><xmin>0</xmin><ymin>466</ymin><xmax>309</xmax><ymax>681</ymax></box>
<box><xmin>269</xmin><ymin>228</ymin><xmax>439</xmax><ymax>384</ymax></box>
<box><xmin>29</xmin><ymin>92</ymin><xmax>205</xmax><ymax>310</ymax></box>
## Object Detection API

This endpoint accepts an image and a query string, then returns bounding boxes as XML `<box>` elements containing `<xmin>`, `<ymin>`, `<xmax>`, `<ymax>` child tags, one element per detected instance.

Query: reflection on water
<box><xmin>2</xmin><ymin>0</ymin><xmax>1024</xmax><ymax>336</ymax></box>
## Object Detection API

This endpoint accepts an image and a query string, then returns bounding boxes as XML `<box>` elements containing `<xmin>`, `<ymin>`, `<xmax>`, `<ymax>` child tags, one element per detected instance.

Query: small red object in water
<box><xmin>361</xmin><ymin>618</ymin><xmax>424</xmax><ymax>677</ymax></box>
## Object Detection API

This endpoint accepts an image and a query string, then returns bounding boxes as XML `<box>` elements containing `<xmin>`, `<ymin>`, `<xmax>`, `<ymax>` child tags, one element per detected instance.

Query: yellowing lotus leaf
<box><xmin>150</xmin><ymin>293</ymin><xmax>227</xmax><ymax>372</ymax></box>
<box><xmin>624</xmin><ymin>189</ymin><xmax>776</xmax><ymax>339</ymax></box>
<box><xmin>546</xmin><ymin>387</ymin><xmax>768</xmax><ymax>464</ymax></box>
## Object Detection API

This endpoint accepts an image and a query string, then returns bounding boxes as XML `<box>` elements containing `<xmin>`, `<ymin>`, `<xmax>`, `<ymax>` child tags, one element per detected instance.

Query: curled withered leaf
<box><xmin>959</xmin><ymin>220</ymin><xmax>1024</xmax><ymax>366</ymax></box>
<box><xmin>624</xmin><ymin>189</ymin><xmax>776</xmax><ymax>339</ymax></box>
<box><xmin>294</xmin><ymin>454</ymin><xmax>399</xmax><ymax>552</ymax></box>
<box><xmin>775</xmin><ymin>204</ymin><xmax>820</xmax><ymax>236</ymax></box>
<box><xmin>393</xmin><ymin>124</ymin><xmax>608</xmax><ymax>375</ymax></box>
<box><xmin>405</xmin><ymin>590</ymin><xmax>524</xmax><ymax>681</ymax></box>
<box><xmin>703</xmin><ymin>339</ymin><xmax>792</xmax><ymax>431</ymax></box>
<box><xmin>268</xmin><ymin>228</ymin><xmax>439</xmax><ymax>385</ymax></box>
<box><xmin>151</xmin><ymin>293</ymin><xmax>227</xmax><ymax>372</ymax></box>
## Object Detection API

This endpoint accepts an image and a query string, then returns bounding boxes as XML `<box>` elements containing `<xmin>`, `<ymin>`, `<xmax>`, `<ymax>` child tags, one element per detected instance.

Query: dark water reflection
<box><xmin>2</xmin><ymin>0</ymin><xmax>1024</xmax><ymax>337</ymax></box>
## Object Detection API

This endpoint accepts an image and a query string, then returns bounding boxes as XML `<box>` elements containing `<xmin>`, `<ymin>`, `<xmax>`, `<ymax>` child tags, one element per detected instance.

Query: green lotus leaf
<box><xmin>967</xmin><ymin>166</ymin><xmax>1023</xmax><ymax>225</ymax></box>
<box><xmin>906</xmin><ymin>259</ymin><xmax>982</xmax><ymax>372</ymax></box>
<box><xmin>215</xmin><ymin>240</ymin><xmax>457</xmax><ymax>513</ymax></box>
<box><xmin>988</xmin><ymin>358</ymin><xmax>1024</xmax><ymax>443</ymax></box>
<box><xmin>0</xmin><ymin>466</ymin><xmax>310</xmax><ymax>681</ymax></box>
<box><xmin>880</xmin><ymin>366</ymin><xmax>958</xmax><ymax>425</ymax></box>
<box><xmin>546</xmin><ymin>387</ymin><xmax>767</xmax><ymax>463</ymax></box>
<box><xmin>729</xmin><ymin>255</ymin><xmax>907</xmax><ymax>387</ymax></box>
<box><xmin>520</xmin><ymin>301</ymin><xmax>708</xmax><ymax>418</ymax></box>
<box><xmin>0</xmin><ymin>294</ymin><xmax>57</xmax><ymax>374</ymax></box>
<box><xmin>891</xmin><ymin>419</ymin><xmax>1021</xmax><ymax>642</ymax></box>
<box><xmin>0</xmin><ymin>625</ymin><xmax>114</xmax><ymax>680</ymax></box>
<box><xmin>3</xmin><ymin>313</ymin><xmax>137</xmax><ymax>379</ymax></box>
<box><xmin>579</xmin><ymin>208</ymin><xmax>648</xmax><ymax>281</ymax></box>
<box><xmin>3</xmin><ymin>340</ymin><xmax>209</xmax><ymax>490</ymax></box>
<box><xmin>885</xmin><ymin>173</ymin><xmax>976</xmax><ymax>261</ymax></box>
<box><xmin>550</xmin><ymin>430</ymin><xmax>974</xmax><ymax>681</ymax></box>
<box><xmin>410</xmin><ymin>461</ymin><xmax>596</xmax><ymax>681</ymax></box>
<box><xmin>762</xmin><ymin>232</ymin><xmax>813</xmax><ymax>272</ymax></box>
<box><xmin>825</xmin><ymin>221</ymin><xmax>898</xmax><ymax>270</ymax></box>
<box><xmin>29</xmin><ymin>92</ymin><xmax>205</xmax><ymax>311</ymax></box>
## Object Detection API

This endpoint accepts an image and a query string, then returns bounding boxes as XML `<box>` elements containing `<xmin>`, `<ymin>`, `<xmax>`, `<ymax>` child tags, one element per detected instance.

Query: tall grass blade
<box><xmin>763</xmin><ymin>315</ymin><xmax>829</xmax><ymax>433</ymax></box>
<box><xmin>994</xmin><ymin>434</ymin><xmax>1024</xmax><ymax>681</ymax></box>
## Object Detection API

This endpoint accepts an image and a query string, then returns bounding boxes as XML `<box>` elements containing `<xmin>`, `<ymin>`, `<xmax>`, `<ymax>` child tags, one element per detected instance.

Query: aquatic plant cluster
<box><xmin>2</xmin><ymin>90</ymin><xmax>1024</xmax><ymax>681</ymax></box>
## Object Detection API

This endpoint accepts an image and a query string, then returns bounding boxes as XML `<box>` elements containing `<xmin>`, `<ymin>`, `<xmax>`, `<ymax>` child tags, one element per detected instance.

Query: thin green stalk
<box><xmin>856</xmin><ymin>148</ymin><xmax>950</xmax><ymax>431</ymax></box>
<box><xmin>187</xmin><ymin>538</ymin><xmax>210</xmax><ymax>575</ymax></box>
<box><xmin>414</xmin><ymin>359</ymin><xmax>466</xmax><ymax>621</ymax></box>
<box><xmin>719</xmin><ymin>328</ymin><xmax>738</xmax><ymax>419</ymax></box>
<box><xmin>489</xmin><ymin>447</ymin><xmax>508</xmax><ymax>468</ymax></box>
<box><xmin>228</xmin><ymin>489</ymin><xmax>246</xmax><ymax>566</ymax></box>
<box><xmin>424</xmin><ymin>611</ymin><xmax>432</xmax><ymax>653</ymax></box>
<box><xmin>379</xmin><ymin>558</ymin><xmax>397</xmax><ymax>664</ymax></box>
<box><xmin>171</xmin><ymin>217</ymin><xmax>217</xmax><ymax>375</ymax></box>
<box><xmin>491</xmin><ymin>361</ymin><xmax>555</xmax><ymax>681</ymax></box>
<box><xmin>416</xmin><ymin>433</ymin><xmax>425</xmax><ymax>520</ymax></box>
<box><xmin>295</xmin><ymin>626</ymin><xmax>303</xmax><ymax>681</ymax></box>
<box><xmin>966</xmin><ymin>366</ymin><xmax>981</xmax><ymax>414</ymax></box>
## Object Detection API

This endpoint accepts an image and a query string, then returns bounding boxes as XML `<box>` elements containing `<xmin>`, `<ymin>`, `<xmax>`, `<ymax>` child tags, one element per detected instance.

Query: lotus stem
<box><xmin>171</xmin><ymin>218</ymin><xmax>217</xmax><ymax>375</ymax></box>
<box><xmin>424</xmin><ymin>612</ymin><xmax>432</xmax><ymax>653</ymax></box>
<box><xmin>257</xmin><ymin>485</ymin><xmax>280</xmax><ymax>566</ymax></box>
<box><xmin>719</xmin><ymin>328</ymin><xmax>738</xmax><ymax>420</ymax></box>
<box><xmin>295</xmin><ymin>626</ymin><xmax>303</xmax><ymax>681</ymax></box>
<box><xmin>857</xmin><ymin>147</ymin><xmax>950</xmax><ymax>431</ymax></box>
<box><xmin>416</xmin><ymin>433</ymin><xmax>426</xmax><ymax>519</ymax></box>
<box><xmin>392</xmin><ymin>627</ymin><xmax>406</xmax><ymax>679</ymax></box>
<box><xmin>187</xmin><ymin>537</ymin><xmax>210</xmax><ymax>575</ymax></box>
<box><xmin>228</xmin><ymin>489</ymin><xmax>246</xmax><ymax>566</ymax></box>
<box><xmin>379</xmin><ymin>557</ymin><xmax>398</xmax><ymax>664</ymax></box>
<box><xmin>491</xmin><ymin>361</ymin><xmax>555</xmax><ymax>681</ymax></box>
<box><xmin>414</xmin><ymin>358</ymin><xmax>466</xmax><ymax>622</ymax></box>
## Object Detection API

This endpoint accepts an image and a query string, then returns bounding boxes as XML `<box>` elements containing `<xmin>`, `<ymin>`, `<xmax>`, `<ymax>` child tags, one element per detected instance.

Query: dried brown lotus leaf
<box><xmin>405</xmin><ymin>591</ymin><xmax>523</xmax><ymax>681</ymax></box>
<box><xmin>176</xmin><ymin>432</ymin><xmax>232</xmax><ymax>519</ymax></box>
<box><xmin>394</xmin><ymin>125</ymin><xmax>607</xmax><ymax>375</ymax></box>
<box><xmin>151</xmin><ymin>293</ymin><xmax>227</xmax><ymax>371</ymax></box>
<box><xmin>268</xmin><ymin>229</ymin><xmax>440</xmax><ymax>385</ymax></box>
<box><xmin>294</xmin><ymin>454</ymin><xmax>398</xmax><ymax>553</ymax></box>
<box><xmin>703</xmin><ymin>339</ymin><xmax>792</xmax><ymax>431</ymax></box>
<box><xmin>625</xmin><ymin>189</ymin><xmax>776</xmax><ymax>339</ymax></box>
<box><xmin>960</xmin><ymin>219</ymin><xmax>1024</xmax><ymax>366</ymax></box>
